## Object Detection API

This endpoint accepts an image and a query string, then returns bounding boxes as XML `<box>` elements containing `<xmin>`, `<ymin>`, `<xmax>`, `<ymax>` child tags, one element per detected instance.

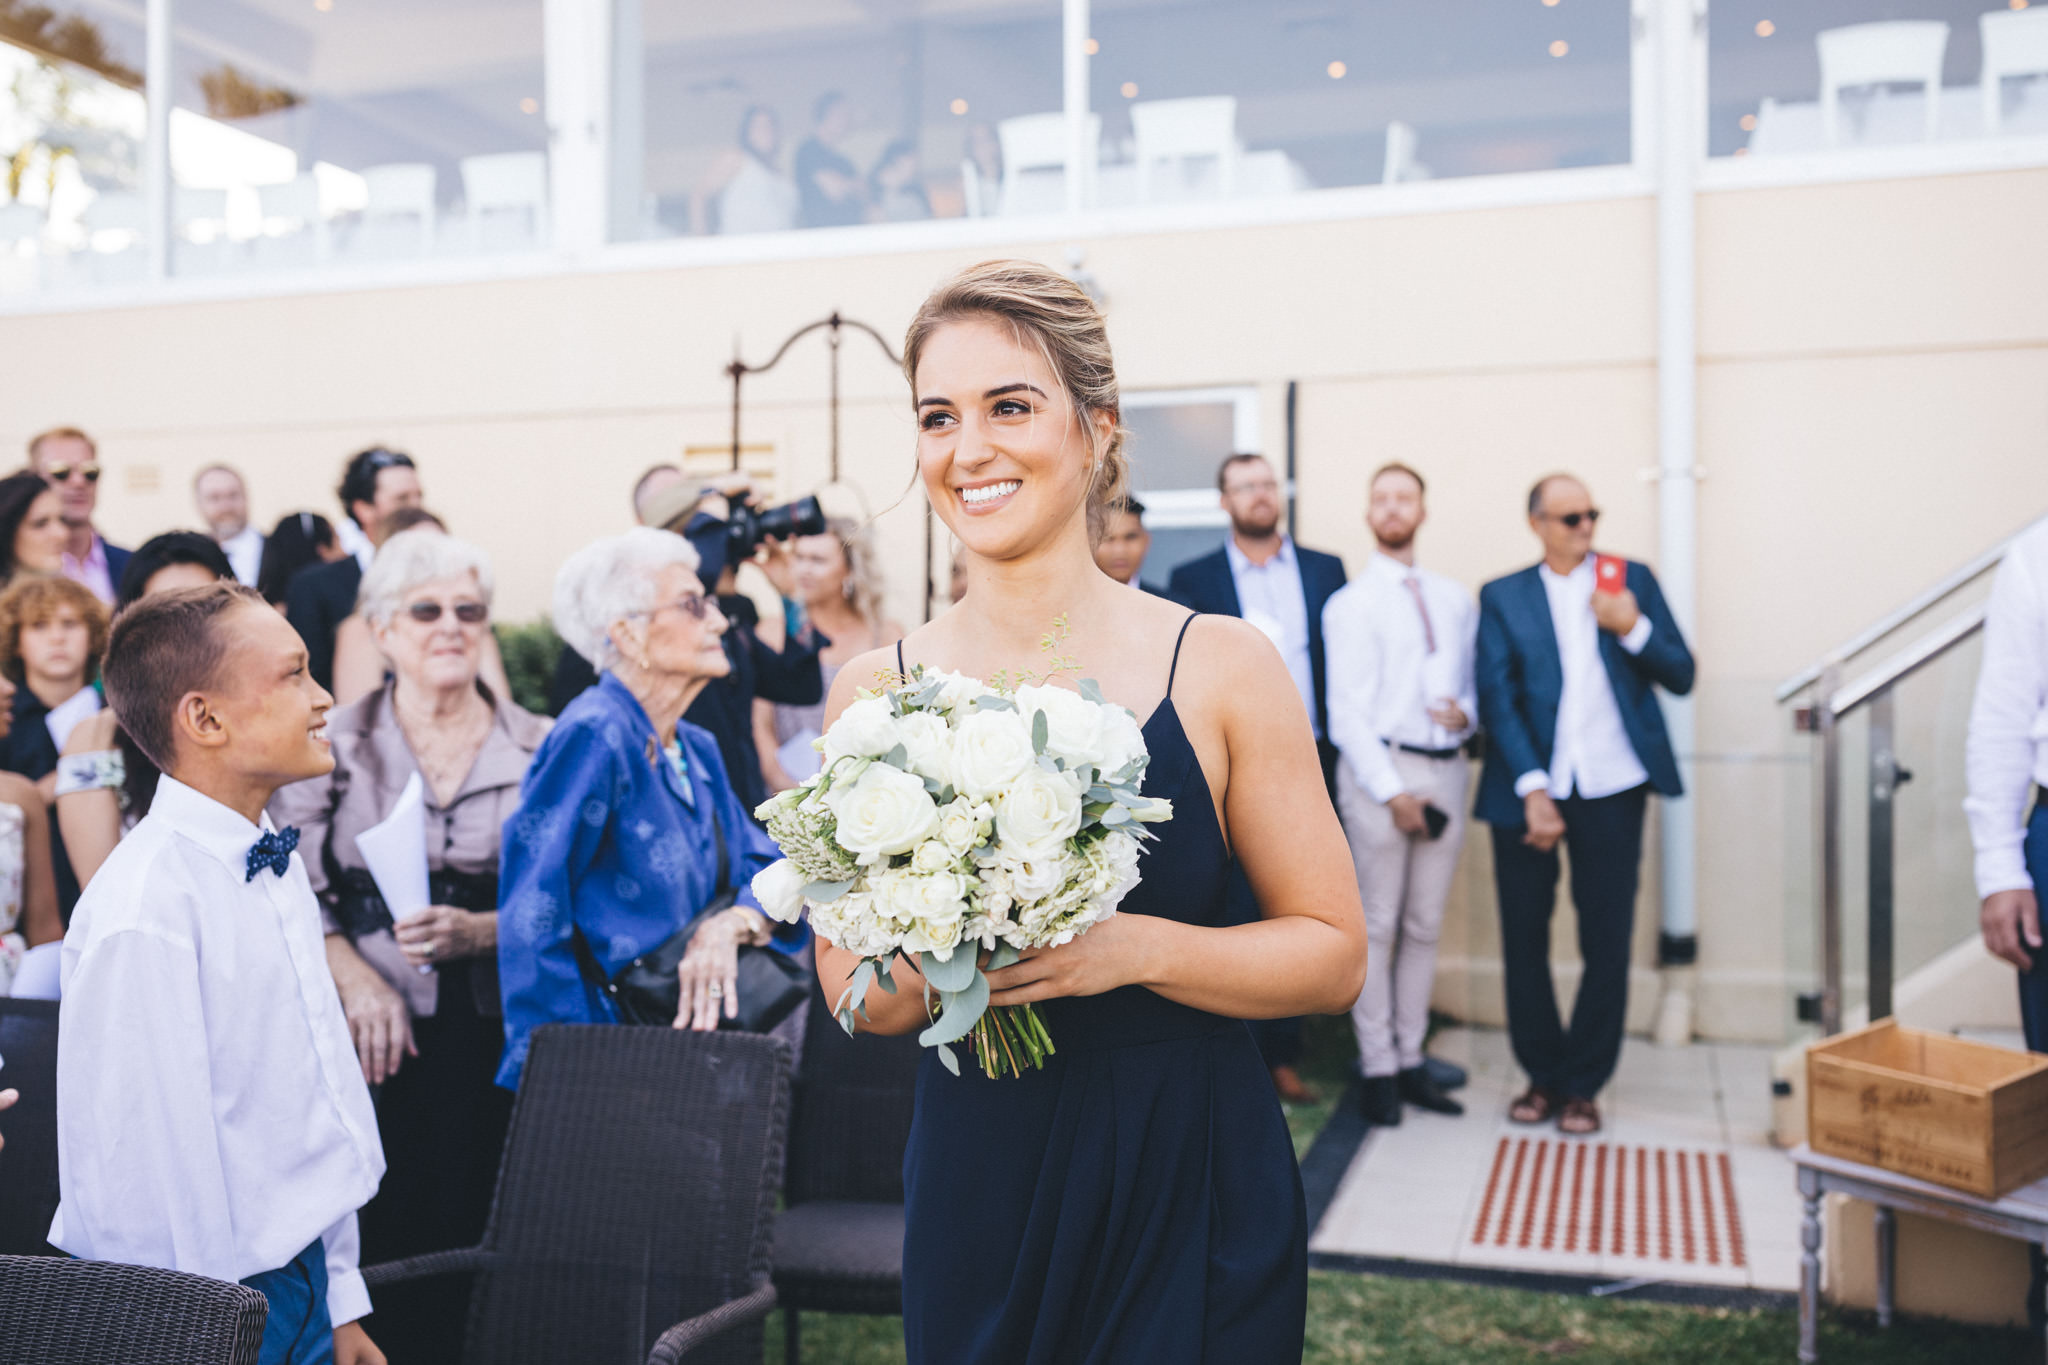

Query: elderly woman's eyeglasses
<box><xmin>407</xmin><ymin>601</ymin><xmax>488</xmax><ymax>625</ymax></box>
<box><xmin>631</xmin><ymin>593</ymin><xmax>713</xmax><ymax>622</ymax></box>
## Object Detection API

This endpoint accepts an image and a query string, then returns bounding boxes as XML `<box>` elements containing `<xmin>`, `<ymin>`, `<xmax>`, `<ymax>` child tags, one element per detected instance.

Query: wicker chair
<box><xmin>0</xmin><ymin>998</ymin><xmax>59</xmax><ymax>1256</ymax></box>
<box><xmin>0</xmin><ymin>1254</ymin><xmax>268</xmax><ymax>1365</ymax></box>
<box><xmin>771</xmin><ymin>981</ymin><xmax>922</xmax><ymax>1364</ymax></box>
<box><xmin>365</xmin><ymin>1024</ymin><xmax>791</xmax><ymax>1365</ymax></box>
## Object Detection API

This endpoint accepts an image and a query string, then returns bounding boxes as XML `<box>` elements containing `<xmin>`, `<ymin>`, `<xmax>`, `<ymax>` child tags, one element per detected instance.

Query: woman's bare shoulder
<box><xmin>1168</xmin><ymin>614</ymin><xmax>1298</xmax><ymax>714</ymax></box>
<box><xmin>823</xmin><ymin>644</ymin><xmax>904</xmax><ymax>723</ymax></box>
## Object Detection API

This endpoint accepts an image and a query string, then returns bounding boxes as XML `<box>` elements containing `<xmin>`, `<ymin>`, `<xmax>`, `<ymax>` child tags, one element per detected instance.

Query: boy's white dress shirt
<box><xmin>1967</xmin><ymin>518</ymin><xmax>2048</xmax><ymax>898</ymax></box>
<box><xmin>51</xmin><ymin>775</ymin><xmax>385</xmax><ymax>1326</ymax></box>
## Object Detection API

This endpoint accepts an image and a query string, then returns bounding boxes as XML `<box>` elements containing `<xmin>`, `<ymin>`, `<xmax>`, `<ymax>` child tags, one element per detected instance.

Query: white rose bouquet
<box><xmin>750</xmin><ymin>636</ymin><xmax>1172</xmax><ymax>1078</ymax></box>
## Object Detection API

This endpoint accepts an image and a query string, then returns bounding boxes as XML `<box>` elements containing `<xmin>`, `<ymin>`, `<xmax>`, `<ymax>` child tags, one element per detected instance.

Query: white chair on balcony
<box><xmin>360</xmin><ymin>163</ymin><xmax>437</xmax><ymax>256</ymax></box>
<box><xmin>460</xmin><ymin>151</ymin><xmax>549</xmax><ymax>250</ymax></box>
<box><xmin>1130</xmin><ymin>96</ymin><xmax>1238</xmax><ymax>203</ymax></box>
<box><xmin>996</xmin><ymin>112</ymin><xmax>1098</xmax><ymax>216</ymax></box>
<box><xmin>1817</xmin><ymin>21</ymin><xmax>1950</xmax><ymax>147</ymax></box>
<box><xmin>1981</xmin><ymin>8</ymin><xmax>2048</xmax><ymax>136</ymax></box>
<box><xmin>256</xmin><ymin>173</ymin><xmax>332</xmax><ymax>264</ymax></box>
<box><xmin>1382</xmin><ymin>121</ymin><xmax>1430</xmax><ymax>184</ymax></box>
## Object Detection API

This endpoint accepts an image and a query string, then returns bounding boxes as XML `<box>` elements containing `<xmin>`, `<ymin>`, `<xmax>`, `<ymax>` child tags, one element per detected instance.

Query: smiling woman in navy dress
<box><xmin>496</xmin><ymin>527</ymin><xmax>806</xmax><ymax>1090</ymax></box>
<box><xmin>816</xmin><ymin>260</ymin><xmax>1369</xmax><ymax>1364</ymax></box>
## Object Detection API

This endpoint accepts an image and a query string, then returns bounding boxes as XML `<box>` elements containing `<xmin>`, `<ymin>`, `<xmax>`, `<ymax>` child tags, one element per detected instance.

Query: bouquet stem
<box><xmin>969</xmin><ymin>1004</ymin><xmax>1058</xmax><ymax>1078</ymax></box>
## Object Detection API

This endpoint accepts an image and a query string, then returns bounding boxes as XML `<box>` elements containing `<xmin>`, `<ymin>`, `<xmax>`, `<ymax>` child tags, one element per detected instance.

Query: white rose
<box><xmin>927</xmin><ymin>670</ymin><xmax>990</xmax><ymax>714</ymax></box>
<box><xmin>822</xmin><ymin>696</ymin><xmax>903</xmax><ymax>767</ymax></box>
<box><xmin>1017</xmin><ymin>684</ymin><xmax>1106</xmax><ymax>769</ymax></box>
<box><xmin>950</xmin><ymin>708</ymin><xmax>1036</xmax><ymax>799</ymax></box>
<box><xmin>938</xmin><ymin>797</ymin><xmax>994</xmax><ymax>857</ymax></box>
<box><xmin>895</xmin><ymin>710</ymin><xmax>954</xmax><ymax>783</ymax></box>
<box><xmin>1095</xmin><ymin>704</ymin><xmax>1148</xmax><ymax>780</ymax></box>
<box><xmin>867</xmin><ymin>867</ymin><xmax>922</xmax><ymax>927</ymax></box>
<box><xmin>824</xmin><ymin>763</ymin><xmax>941</xmax><ymax>860</ymax></box>
<box><xmin>911</xmin><ymin>839</ymin><xmax>957</xmax><ymax>875</ymax></box>
<box><xmin>1000</xmin><ymin>847</ymin><xmax>1070</xmax><ymax>903</ymax></box>
<box><xmin>900</xmin><ymin>871</ymin><xmax>970</xmax><ymax>960</ymax></box>
<box><xmin>1126</xmin><ymin>795</ymin><xmax>1174</xmax><ymax>824</ymax></box>
<box><xmin>749</xmin><ymin>858</ymin><xmax>809</xmax><ymax>924</ymax></box>
<box><xmin>994</xmin><ymin>765</ymin><xmax>1084</xmax><ymax>853</ymax></box>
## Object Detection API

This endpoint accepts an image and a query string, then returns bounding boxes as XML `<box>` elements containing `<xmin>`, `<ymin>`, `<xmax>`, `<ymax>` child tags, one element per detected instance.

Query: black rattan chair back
<box><xmin>464</xmin><ymin>1025</ymin><xmax>791</xmax><ymax>1365</ymax></box>
<box><xmin>0</xmin><ymin>1254</ymin><xmax>267</xmax><ymax>1365</ymax></box>
<box><xmin>0</xmin><ymin>999</ymin><xmax>59</xmax><ymax>1256</ymax></box>
<box><xmin>783</xmin><ymin>981</ymin><xmax>920</xmax><ymax>1206</ymax></box>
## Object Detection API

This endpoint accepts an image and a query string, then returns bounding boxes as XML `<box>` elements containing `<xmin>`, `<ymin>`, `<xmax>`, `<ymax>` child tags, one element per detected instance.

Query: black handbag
<box><xmin>569</xmin><ymin>807</ymin><xmax>806</xmax><ymax>1034</ymax></box>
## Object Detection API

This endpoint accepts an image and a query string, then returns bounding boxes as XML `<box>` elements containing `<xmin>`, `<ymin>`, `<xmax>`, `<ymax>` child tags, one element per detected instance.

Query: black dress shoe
<box><xmin>1359</xmin><ymin>1074</ymin><xmax>1403</xmax><ymax>1127</ymax></box>
<box><xmin>1398</xmin><ymin>1066</ymin><xmax>1466</xmax><ymax>1116</ymax></box>
<box><xmin>1423</xmin><ymin>1055</ymin><xmax>1468</xmax><ymax>1091</ymax></box>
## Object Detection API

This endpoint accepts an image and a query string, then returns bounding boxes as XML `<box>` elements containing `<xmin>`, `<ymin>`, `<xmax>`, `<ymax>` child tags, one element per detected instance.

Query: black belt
<box><xmin>1386</xmin><ymin>740</ymin><xmax>1461</xmax><ymax>760</ymax></box>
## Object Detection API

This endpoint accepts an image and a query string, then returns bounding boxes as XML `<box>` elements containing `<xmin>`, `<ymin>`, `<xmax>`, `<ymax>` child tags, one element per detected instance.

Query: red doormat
<box><xmin>1469</xmin><ymin>1135</ymin><xmax>1748</xmax><ymax>1269</ymax></box>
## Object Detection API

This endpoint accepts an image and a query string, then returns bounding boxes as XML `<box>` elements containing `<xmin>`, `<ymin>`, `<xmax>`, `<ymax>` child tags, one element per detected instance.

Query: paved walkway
<box><xmin>1310</xmin><ymin>1026</ymin><xmax>1802</xmax><ymax>1292</ymax></box>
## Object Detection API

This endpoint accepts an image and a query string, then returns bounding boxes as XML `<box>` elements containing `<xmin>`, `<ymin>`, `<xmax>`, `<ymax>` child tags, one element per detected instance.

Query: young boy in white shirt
<box><xmin>52</xmin><ymin>583</ymin><xmax>387</xmax><ymax>1365</ymax></box>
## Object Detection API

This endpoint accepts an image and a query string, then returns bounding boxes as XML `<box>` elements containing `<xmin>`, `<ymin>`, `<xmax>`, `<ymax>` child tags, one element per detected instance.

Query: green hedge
<box><xmin>494</xmin><ymin>618</ymin><xmax>565</xmax><ymax>716</ymax></box>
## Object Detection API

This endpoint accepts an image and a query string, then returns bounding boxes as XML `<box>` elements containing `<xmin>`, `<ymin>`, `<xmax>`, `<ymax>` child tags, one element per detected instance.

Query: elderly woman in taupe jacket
<box><xmin>271</xmin><ymin>527</ymin><xmax>548</xmax><ymax>1363</ymax></box>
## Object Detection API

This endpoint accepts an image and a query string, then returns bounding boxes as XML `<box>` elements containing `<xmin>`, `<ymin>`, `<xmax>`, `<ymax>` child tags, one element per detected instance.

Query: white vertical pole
<box><xmin>544</xmin><ymin>0</ymin><xmax>612</xmax><ymax>252</ymax></box>
<box><xmin>1655</xmin><ymin>0</ymin><xmax>1702</xmax><ymax>962</ymax></box>
<box><xmin>1063</xmin><ymin>0</ymin><xmax>1089</xmax><ymax>216</ymax></box>
<box><xmin>144</xmin><ymin>0</ymin><xmax>172</xmax><ymax>280</ymax></box>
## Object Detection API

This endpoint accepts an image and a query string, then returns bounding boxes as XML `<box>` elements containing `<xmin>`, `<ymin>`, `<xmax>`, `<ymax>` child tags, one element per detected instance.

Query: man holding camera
<box><xmin>1323</xmin><ymin>462</ymin><xmax>1476</xmax><ymax>1126</ymax></box>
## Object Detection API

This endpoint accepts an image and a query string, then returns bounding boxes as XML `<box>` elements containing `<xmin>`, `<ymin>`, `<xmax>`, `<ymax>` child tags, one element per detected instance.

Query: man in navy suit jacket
<box><xmin>1475</xmin><ymin>474</ymin><xmax>1694</xmax><ymax>1136</ymax></box>
<box><xmin>1166</xmin><ymin>453</ymin><xmax>1348</xmax><ymax>1103</ymax></box>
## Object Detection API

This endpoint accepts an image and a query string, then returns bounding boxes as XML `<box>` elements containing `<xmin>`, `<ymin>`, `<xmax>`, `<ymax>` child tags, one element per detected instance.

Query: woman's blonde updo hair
<box><xmin>901</xmin><ymin>258</ymin><xmax>1130</xmax><ymax>510</ymax></box>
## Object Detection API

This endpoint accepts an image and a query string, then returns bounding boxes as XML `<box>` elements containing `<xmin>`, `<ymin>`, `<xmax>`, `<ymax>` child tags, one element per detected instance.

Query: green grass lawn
<box><xmin>767</xmin><ymin>1017</ymin><xmax>2037</xmax><ymax>1362</ymax></box>
<box><xmin>768</xmin><ymin>1274</ymin><xmax>2039</xmax><ymax>1364</ymax></box>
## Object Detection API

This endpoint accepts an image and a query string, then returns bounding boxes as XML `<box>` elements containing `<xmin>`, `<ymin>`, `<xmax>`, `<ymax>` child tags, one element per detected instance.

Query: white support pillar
<box><xmin>1063</xmin><ymin>0</ymin><xmax>1090</xmax><ymax>216</ymax></box>
<box><xmin>1652</xmin><ymin>0</ymin><xmax>1704</xmax><ymax>1045</ymax></box>
<box><xmin>544</xmin><ymin>0</ymin><xmax>613</xmax><ymax>253</ymax></box>
<box><xmin>143</xmin><ymin>0</ymin><xmax>172</xmax><ymax>280</ymax></box>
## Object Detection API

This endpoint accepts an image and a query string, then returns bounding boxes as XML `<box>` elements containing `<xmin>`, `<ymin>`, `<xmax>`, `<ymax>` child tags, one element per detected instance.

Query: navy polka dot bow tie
<box><xmin>246</xmin><ymin>827</ymin><xmax>300</xmax><ymax>883</ymax></box>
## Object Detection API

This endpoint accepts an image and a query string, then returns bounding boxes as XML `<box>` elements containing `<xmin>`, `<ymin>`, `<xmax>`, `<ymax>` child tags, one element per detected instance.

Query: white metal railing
<box><xmin>1775</xmin><ymin>513</ymin><xmax>2044</xmax><ymax>1036</ymax></box>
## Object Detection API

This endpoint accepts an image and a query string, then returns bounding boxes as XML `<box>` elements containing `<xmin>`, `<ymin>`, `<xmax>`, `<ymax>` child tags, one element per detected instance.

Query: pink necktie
<box><xmin>1405</xmin><ymin>576</ymin><xmax>1437</xmax><ymax>655</ymax></box>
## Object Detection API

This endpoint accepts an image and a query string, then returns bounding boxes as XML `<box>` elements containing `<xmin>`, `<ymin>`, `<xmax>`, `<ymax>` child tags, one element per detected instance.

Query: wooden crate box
<box><xmin>1807</xmin><ymin>1018</ymin><xmax>2048</xmax><ymax>1199</ymax></box>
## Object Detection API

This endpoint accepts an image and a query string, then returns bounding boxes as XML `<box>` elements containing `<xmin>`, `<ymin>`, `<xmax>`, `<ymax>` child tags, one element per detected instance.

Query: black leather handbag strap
<box><xmin>570</xmin><ymin>796</ymin><xmax>735</xmax><ymax>994</ymax></box>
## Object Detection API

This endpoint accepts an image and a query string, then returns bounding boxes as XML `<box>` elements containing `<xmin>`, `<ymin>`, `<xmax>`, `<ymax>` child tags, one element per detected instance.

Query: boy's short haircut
<box><xmin>103</xmin><ymin>583</ymin><xmax>267</xmax><ymax>770</ymax></box>
<box><xmin>0</xmin><ymin>575</ymin><xmax>109</xmax><ymax>685</ymax></box>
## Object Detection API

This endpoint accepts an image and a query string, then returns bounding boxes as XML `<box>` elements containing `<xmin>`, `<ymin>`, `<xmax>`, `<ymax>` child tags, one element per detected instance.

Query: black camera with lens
<box><xmin>726</xmin><ymin>493</ymin><xmax>826</xmax><ymax>559</ymax></box>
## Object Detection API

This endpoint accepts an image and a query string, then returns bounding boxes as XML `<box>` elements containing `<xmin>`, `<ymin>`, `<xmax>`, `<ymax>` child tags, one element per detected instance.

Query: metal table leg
<box><xmin>1800</xmin><ymin>1168</ymin><xmax>1823</xmax><ymax>1364</ymax></box>
<box><xmin>1874</xmin><ymin>1206</ymin><xmax>1895</xmax><ymax>1329</ymax></box>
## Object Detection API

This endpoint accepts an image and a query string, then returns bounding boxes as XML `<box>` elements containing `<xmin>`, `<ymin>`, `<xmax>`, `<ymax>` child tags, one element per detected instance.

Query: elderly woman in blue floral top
<box><xmin>496</xmin><ymin>526</ymin><xmax>805</xmax><ymax>1089</ymax></box>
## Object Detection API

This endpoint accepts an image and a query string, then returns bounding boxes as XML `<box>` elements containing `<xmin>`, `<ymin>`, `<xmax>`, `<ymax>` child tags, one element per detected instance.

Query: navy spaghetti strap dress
<box><xmin>898</xmin><ymin>619</ymin><xmax>1309</xmax><ymax>1364</ymax></box>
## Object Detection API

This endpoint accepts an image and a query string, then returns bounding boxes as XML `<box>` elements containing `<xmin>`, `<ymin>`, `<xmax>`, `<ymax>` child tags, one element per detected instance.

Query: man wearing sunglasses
<box><xmin>1474</xmin><ymin>474</ymin><xmax>1694</xmax><ymax>1138</ymax></box>
<box><xmin>27</xmin><ymin>427</ymin><xmax>129</xmax><ymax>605</ymax></box>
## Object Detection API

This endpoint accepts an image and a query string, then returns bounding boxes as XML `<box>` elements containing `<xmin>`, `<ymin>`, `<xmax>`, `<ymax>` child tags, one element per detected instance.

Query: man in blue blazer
<box><xmin>1475</xmin><ymin>474</ymin><xmax>1694</xmax><ymax>1137</ymax></box>
<box><xmin>1167</xmin><ymin>452</ymin><xmax>1348</xmax><ymax>1103</ymax></box>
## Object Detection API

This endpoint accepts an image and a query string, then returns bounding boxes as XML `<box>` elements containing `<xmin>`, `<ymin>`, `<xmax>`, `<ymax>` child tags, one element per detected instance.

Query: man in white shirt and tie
<box><xmin>1969</xmin><ymin>517</ymin><xmax>2048</xmax><ymax>1047</ymax></box>
<box><xmin>1474</xmin><ymin>475</ymin><xmax>1695</xmax><ymax>1137</ymax></box>
<box><xmin>1324</xmin><ymin>463</ymin><xmax>1476</xmax><ymax>1125</ymax></box>
<box><xmin>195</xmin><ymin>463</ymin><xmax>265</xmax><ymax>586</ymax></box>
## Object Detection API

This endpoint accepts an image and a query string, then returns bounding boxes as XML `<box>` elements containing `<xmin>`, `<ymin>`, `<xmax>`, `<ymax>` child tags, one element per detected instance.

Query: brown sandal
<box><xmin>1508</xmin><ymin>1086</ymin><xmax>1559</xmax><ymax>1124</ymax></box>
<box><xmin>1559</xmin><ymin>1097</ymin><xmax>1603</xmax><ymax>1136</ymax></box>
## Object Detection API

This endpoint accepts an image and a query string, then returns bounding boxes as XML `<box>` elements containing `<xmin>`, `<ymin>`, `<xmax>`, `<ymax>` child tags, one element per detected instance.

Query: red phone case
<box><xmin>1594</xmin><ymin>554</ymin><xmax>1626</xmax><ymax>594</ymax></box>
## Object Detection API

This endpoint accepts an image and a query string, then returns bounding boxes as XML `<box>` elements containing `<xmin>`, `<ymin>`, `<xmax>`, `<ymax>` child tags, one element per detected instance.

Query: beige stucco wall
<box><xmin>3</xmin><ymin>165</ymin><xmax>2045</xmax><ymax>1045</ymax></box>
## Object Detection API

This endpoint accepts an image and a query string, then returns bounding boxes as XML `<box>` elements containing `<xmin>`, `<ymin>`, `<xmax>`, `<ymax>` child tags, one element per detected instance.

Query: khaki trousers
<box><xmin>1337</xmin><ymin>750</ymin><xmax>1469</xmax><ymax>1078</ymax></box>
